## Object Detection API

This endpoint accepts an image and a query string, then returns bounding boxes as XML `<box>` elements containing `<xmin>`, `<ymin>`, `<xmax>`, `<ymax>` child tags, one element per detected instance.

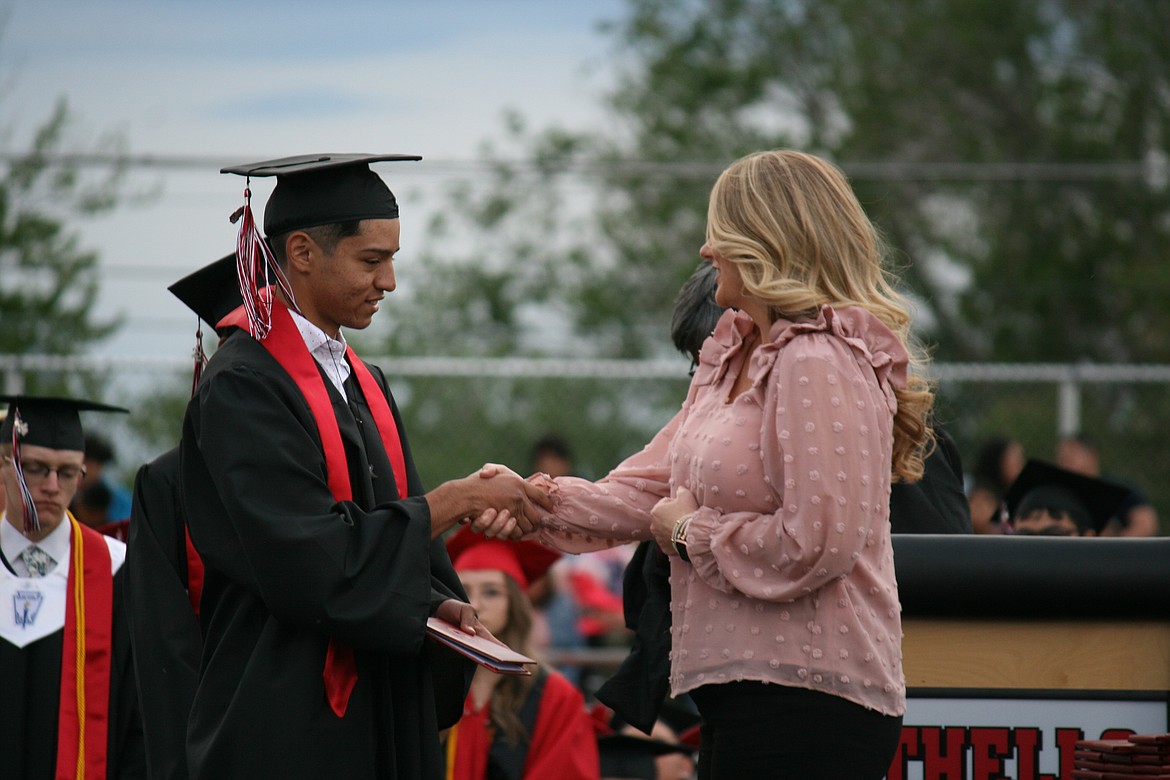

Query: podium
<box><xmin>889</xmin><ymin>535</ymin><xmax>1170</xmax><ymax>779</ymax></box>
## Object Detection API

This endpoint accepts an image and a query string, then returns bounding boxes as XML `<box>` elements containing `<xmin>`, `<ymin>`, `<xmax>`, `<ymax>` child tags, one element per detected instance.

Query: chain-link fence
<box><xmin>2</xmin><ymin>355</ymin><xmax>1167</xmax><ymax>534</ymax></box>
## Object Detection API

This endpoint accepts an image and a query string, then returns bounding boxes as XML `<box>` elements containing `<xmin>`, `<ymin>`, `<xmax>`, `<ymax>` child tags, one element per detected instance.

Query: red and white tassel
<box><xmin>10</xmin><ymin>410</ymin><xmax>40</xmax><ymax>535</ymax></box>
<box><xmin>190</xmin><ymin>321</ymin><xmax>209</xmax><ymax>397</ymax></box>
<box><xmin>230</xmin><ymin>185</ymin><xmax>297</xmax><ymax>339</ymax></box>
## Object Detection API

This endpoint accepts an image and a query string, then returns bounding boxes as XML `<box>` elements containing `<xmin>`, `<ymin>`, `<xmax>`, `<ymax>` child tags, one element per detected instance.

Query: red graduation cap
<box><xmin>445</xmin><ymin>527</ymin><xmax>561</xmax><ymax>591</ymax></box>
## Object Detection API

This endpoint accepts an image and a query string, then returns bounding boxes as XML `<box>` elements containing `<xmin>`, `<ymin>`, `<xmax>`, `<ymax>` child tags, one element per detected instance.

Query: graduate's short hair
<box><xmin>268</xmin><ymin>220</ymin><xmax>364</xmax><ymax>266</ymax></box>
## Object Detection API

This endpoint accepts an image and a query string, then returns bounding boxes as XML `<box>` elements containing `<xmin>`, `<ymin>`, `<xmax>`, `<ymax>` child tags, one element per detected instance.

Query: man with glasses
<box><xmin>0</xmin><ymin>395</ymin><xmax>145</xmax><ymax>779</ymax></box>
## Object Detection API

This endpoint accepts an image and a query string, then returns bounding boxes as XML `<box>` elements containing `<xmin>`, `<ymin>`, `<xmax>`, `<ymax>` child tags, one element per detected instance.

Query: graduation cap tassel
<box><xmin>230</xmin><ymin>185</ymin><xmax>301</xmax><ymax>339</ymax></box>
<box><xmin>190</xmin><ymin>319</ymin><xmax>209</xmax><ymax>398</ymax></box>
<box><xmin>10</xmin><ymin>410</ymin><xmax>41</xmax><ymax>535</ymax></box>
<box><xmin>232</xmin><ymin>185</ymin><xmax>277</xmax><ymax>339</ymax></box>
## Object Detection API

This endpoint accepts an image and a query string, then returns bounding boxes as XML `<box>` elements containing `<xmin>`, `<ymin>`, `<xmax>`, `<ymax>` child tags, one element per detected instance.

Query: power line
<box><xmin>0</xmin><ymin>151</ymin><xmax>1164</xmax><ymax>182</ymax></box>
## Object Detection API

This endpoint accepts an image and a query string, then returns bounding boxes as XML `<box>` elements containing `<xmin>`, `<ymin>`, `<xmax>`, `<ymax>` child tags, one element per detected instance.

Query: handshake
<box><xmin>428</xmin><ymin>463</ymin><xmax>558</xmax><ymax>541</ymax></box>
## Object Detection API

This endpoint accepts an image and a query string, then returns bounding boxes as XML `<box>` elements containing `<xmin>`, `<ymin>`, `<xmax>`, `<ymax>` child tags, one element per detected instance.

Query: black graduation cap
<box><xmin>0</xmin><ymin>395</ymin><xmax>129</xmax><ymax>452</ymax></box>
<box><xmin>220</xmin><ymin>153</ymin><xmax>422</xmax><ymax>236</ymax></box>
<box><xmin>168</xmin><ymin>253</ymin><xmax>244</xmax><ymax>329</ymax></box>
<box><xmin>1004</xmin><ymin>459</ymin><xmax>1131</xmax><ymax>535</ymax></box>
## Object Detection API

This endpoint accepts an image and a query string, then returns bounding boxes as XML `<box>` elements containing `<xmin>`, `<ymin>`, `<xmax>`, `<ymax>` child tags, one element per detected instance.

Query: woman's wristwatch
<box><xmin>671</xmin><ymin>513</ymin><xmax>694</xmax><ymax>562</ymax></box>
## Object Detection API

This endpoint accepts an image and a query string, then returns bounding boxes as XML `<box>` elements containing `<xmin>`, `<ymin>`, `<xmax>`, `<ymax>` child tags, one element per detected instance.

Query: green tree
<box><xmin>0</xmin><ymin>99</ymin><xmax>126</xmax><ymax>368</ymax></box>
<box><xmin>377</xmin><ymin>1</ymin><xmax>1170</xmax><ymax>504</ymax></box>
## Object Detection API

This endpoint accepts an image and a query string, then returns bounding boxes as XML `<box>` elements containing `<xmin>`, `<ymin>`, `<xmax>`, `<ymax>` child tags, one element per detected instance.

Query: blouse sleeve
<box><xmin>685</xmin><ymin>330</ymin><xmax>895</xmax><ymax>600</ymax></box>
<box><xmin>534</xmin><ymin>406</ymin><xmax>687</xmax><ymax>554</ymax></box>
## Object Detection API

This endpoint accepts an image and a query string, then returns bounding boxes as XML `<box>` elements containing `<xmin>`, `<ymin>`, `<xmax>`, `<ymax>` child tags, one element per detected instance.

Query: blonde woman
<box><xmin>505</xmin><ymin>150</ymin><xmax>933</xmax><ymax>779</ymax></box>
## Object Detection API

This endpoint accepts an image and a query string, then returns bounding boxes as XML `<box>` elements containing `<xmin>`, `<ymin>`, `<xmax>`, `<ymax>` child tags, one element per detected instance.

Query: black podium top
<box><xmin>892</xmin><ymin>535</ymin><xmax>1170</xmax><ymax>619</ymax></box>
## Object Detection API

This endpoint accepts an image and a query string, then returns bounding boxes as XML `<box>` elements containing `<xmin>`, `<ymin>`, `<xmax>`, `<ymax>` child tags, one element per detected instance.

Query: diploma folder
<box><xmin>426</xmin><ymin>617</ymin><xmax>537</xmax><ymax>676</ymax></box>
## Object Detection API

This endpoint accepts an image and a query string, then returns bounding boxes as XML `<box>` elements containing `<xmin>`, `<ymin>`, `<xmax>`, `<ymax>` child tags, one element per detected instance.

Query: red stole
<box><xmin>444</xmin><ymin>700</ymin><xmax>492</xmax><ymax>780</ymax></box>
<box><xmin>218</xmin><ymin>298</ymin><xmax>409</xmax><ymax>716</ymax></box>
<box><xmin>54</xmin><ymin>517</ymin><xmax>114</xmax><ymax>780</ymax></box>
<box><xmin>183</xmin><ymin>527</ymin><xmax>204</xmax><ymax>616</ymax></box>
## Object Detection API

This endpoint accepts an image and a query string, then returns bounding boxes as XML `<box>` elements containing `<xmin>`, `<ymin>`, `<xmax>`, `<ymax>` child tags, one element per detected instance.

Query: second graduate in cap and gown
<box><xmin>178</xmin><ymin>155</ymin><xmax>482</xmax><ymax>779</ymax></box>
<box><xmin>124</xmin><ymin>254</ymin><xmax>241</xmax><ymax>780</ymax></box>
<box><xmin>0</xmin><ymin>395</ymin><xmax>145</xmax><ymax>779</ymax></box>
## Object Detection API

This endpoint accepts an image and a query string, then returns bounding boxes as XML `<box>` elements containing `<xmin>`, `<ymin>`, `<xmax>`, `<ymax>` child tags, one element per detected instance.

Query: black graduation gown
<box><xmin>126</xmin><ymin>446</ymin><xmax>202</xmax><ymax>780</ymax></box>
<box><xmin>180</xmin><ymin>330</ymin><xmax>473</xmax><ymax>780</ymax></box>
<box><xmin>888</xmin><ymin>426</ymin><xmax>972</xmax><ymax>534</ymax></box>
<box><xmin>0</xmin><ymin>541</ymin><xmax>147</xmax><ymax>779</ymax></box>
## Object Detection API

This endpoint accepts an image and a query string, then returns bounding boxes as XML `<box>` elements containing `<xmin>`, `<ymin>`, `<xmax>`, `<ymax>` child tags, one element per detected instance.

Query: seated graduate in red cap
<box><xmin>178</xmin><ymin>154</ymin><xmax>552</xmax><ymax>780</ymax></box>
<box><xmin>0</xmin><ymin>394</ymin><xmax>144</xmax><ymax>779</ymax></box>
<box><xmin>443</xmin><ymin>528</ymin><xmax>599</xmax><ymax>780</ymax></box>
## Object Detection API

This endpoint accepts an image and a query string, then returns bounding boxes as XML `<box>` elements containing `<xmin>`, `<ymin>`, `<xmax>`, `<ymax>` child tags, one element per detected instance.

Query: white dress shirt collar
<box><xmin>0</xmin><ymin>514</ymin><xmax>72</xmax><ymax>577</ymax></box>
<box><xmin>289</xmin><ymin>309</ymin><xmax>352</xmax><ymax>399</ymax></box>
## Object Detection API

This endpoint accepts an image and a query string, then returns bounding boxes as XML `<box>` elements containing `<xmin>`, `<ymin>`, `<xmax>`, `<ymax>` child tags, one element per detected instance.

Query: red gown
<box><xmin>446</xmin><ymin>670</ymin><xmax>600</xmax><ymax>780</ymax></box>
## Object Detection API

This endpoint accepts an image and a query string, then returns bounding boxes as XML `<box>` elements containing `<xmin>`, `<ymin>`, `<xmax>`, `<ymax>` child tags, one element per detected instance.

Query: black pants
<box><xmin>689</xmin><ymin>681</ymin><xmax>903</xmax><ymax>780</ymax></box>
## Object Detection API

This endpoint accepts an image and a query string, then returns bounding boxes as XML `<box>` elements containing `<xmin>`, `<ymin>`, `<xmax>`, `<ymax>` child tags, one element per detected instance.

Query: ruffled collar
<box><xmin>695</xmin><ymin>305</ymin><xmax>909</xmax><ymax>391</ymax></box>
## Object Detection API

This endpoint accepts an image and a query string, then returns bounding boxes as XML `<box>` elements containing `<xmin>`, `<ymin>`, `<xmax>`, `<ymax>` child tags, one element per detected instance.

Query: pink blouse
<box><xmin>537</xmin><ymin>305</ymin><xmax>908</xmax><ymax>716</ymax></box>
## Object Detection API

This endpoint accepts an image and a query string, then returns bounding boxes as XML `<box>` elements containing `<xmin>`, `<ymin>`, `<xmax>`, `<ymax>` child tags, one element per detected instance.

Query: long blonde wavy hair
<box><xmin>705</xmin><ymin>149</ymin><xmax>934</xmax><ymax>481</ymax></box>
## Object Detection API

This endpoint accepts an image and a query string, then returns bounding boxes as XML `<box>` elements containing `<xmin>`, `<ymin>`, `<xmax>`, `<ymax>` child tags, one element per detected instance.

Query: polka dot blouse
<box><xmin>537</xmin><ymin>305</ymin><xmax>909</xmax><ymax>717</ymax></box>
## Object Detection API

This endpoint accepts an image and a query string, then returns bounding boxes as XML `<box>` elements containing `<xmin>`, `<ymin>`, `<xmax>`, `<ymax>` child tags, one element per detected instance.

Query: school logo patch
<box><xmin>13</xmin><ymin>589</ymin><xmax>44</xmax><ymax>628</ymax></box>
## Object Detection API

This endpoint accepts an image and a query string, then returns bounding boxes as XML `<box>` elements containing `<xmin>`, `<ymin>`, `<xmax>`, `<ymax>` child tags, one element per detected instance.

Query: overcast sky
<box><xmin>2</xmin><ymin>0</ymin><xmax>627</xmax><ymax>358</ymax></box>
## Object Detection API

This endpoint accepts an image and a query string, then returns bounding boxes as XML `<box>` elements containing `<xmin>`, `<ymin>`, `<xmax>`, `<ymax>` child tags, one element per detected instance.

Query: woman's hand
<box><xmin>650</xmin><ymin>487</ymin><xmax>699</xmax><ymax>556</ymax></box>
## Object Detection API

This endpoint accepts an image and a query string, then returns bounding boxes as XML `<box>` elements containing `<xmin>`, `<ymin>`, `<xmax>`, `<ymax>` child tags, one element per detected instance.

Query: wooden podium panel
<box><xmin>903</xmin><ymin>617</ymin><xmax>1170</xmax><ymax>691</ymax></box>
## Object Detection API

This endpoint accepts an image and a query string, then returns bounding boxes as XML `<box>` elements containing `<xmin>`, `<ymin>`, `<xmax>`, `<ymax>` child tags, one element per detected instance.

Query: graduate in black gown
<box><xmin>0</xmin><ymin>395</ymin><xmax>145</xmax><ymax>779</ymax></box>
<box><xmin>125</xmin><ymin>254</ymin><xmax>241</xmax><ymax>780</ymax></box>
<box><xmin>177</xmin><ymin>154</ymin><xmax>551</xmax><ymax>780</ymax></box>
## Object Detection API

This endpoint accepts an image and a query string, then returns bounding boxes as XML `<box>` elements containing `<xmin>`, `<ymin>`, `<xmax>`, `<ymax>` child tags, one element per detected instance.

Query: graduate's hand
<box><xmin>435</xmin><ymin>599</ymin><xmax>480</xmax><ymax>636</ymax></box>
<box><xmin>427</xmin><ymin>467</ymin><xmax>550</xmax><ymax>539</ymax></box>
<box><xmin>474</xmin><ymin>464</ymin><xmax>553</xmax><ymax>534</ymax></box>
<box><xmin>651</xmin><ymin>487</ymin><xmax>699</xmax><ymax>556</ymax></box>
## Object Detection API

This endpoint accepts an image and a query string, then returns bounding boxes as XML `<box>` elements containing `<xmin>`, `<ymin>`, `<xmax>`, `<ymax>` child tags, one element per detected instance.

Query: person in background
<box><xmin>515</xmin><ymin>150</ymin><xmax>935</xmax><ymax>778</ymax></box>
<box><xmin>966</xmin><ymin>435</ymin><xmax>1025</xmax><ymax>534</ymax></box>
<box><xmin>1004</xmin><ymin>459</ymin><xmax>1130</xmax><ymax>537</ymax></box>
<box><xmin>888</xmin><ymin>425</ymin><xmax>970</xmax><ymax>534</ymax></box>
<box><xmin>1055</xmin><ymin>434</ymin><xmax>1159</xmax><ymax>536</ymax></box>
<box><xmin>0</xmin><ymin>395</ymin><xmax>144</xmax><ymax>779</ymax></box>
<box><xmin>443</xmin><ymin>528</ymin><xmax>599</xmax><ymax>780</ymax></box>
<box><xmin>179</xmin><ymin>153</ymin><xmax>549</xmax><ymax>779</ymax></box>
<box><xmin>75</xmin><ymin>432</ymin><xmax>134</xmax><ymax>523</ymax></box>
<box><xmin>593</xmin><ymin>701</ymin><xmax>698</xmax><ymax>780</ymax></box>
<box><xmin>529</xmin><ymin>434</ymin><xmax>575</xmax><ymax>481</ymax></box>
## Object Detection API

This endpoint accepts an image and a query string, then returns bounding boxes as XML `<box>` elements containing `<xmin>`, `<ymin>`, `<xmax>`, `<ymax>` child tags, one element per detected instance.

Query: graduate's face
<box><xmin>459</xmin><ymin>569</ymin><xmax>511</xmax><ymax>637</ymax></box>
<box><xmin>299</xmin><ymin>219</ymin><xmax>400</xmax><ymax>337</ymax></box>
<box><xmin>1013</xmin><ymin>509</ymin><xmax>1086</xmax><ymax>537</ymax></box>
<box><xmin>1</xmin><ymin>444</ymin><xmax>84</xmax><ymax>538</ymax></box>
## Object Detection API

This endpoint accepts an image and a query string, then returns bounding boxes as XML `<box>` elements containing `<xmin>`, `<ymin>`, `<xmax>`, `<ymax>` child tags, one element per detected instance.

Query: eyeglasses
<box><xmin>1</xmin><ymin>456</ymin><xmax>87</xmax><ymax>486</ymax></box>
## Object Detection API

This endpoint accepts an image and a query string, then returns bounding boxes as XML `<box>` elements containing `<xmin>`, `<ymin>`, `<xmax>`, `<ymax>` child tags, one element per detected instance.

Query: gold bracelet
<box><xmin>671</xmin><ymin>513</ymin><xmax>694</xmax><ymax>561</ymax></box>
<box><xmin>670</xmin><ymin>513</ymin><xmax>693</xmax><ymax>546</ymax></box>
